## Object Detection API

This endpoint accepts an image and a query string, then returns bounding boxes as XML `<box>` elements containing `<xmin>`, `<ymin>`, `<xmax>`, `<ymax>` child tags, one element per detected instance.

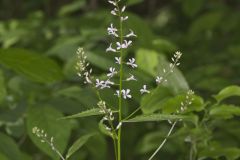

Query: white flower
<box><xmin>116</xmin><ymin>40</ymin><xmax>132</xmax><ymax>50</ymax></box>
<box><xmin>85</xmin><ymin>76</ymin><xmax>92</xmax><ymax>84</ymax></box>
<box><xmin>116</xmin><ymin>122</ymin><xmax>122</xmax><ymax>130</ymax></box>
<box><xmin>121</xmin><ymin>6</ymin><xmax>126</xmax><ymax>12</ymax></box>
<box><xmin>140</xmin><ymin>85</ymin><xmax>150</xmax><ymax>94</ymax></box>
<box><xmin>111</xmin><ymin>8</ymin><xmax>118</xmax><ymax>15</ymax></box>
<box><xmin>107</xmin><ymin>23</ymin><xmax>118</xmax><ymax>37</ymax></box>
<box><xmin>108</xmin><ymin>0</ymin><xmax>116</xmax><ymax>6</ymax></box>
<box><xmin>107</xmin><ymin>67</ymin><xmax>117</xmax><ymax>78</ymax></box>
<box><xmin>122</xmin><ymin>89</ymin><xmax>132</xmax><ymax>99</ymax></box>
<box><xmin>106</xmin><ymin>43</ymin><xmax>116</xmax><ymax>52</ymax></box>
<box><xmin>104</xmin><ymin>79</ymin><xmax>114</xmax><ymax>87</ymax></box>
<box><xmin>121</xmin><ymin>16</ymin><xmax>128</xmax><ymax>21</ymax></box>
<box><xmin>156</xmin><ymin>76</ymin><xmax>163</xmax><ymax>84</ymax></box>
<box><xmin>96</xmin><ymin>79</ymin><xmax>105</xmax><ymax>88</ymax></box>
<box><xmin>126</xmin><ymin>58</ymin><xmax>137</xmax><ymax>68</ymax></box>
<box><xmin>126</xmin><ymin>74</ymin><xmax>137</xmax><ymax>81</ymax></box>
<box><xmin>126</xmin><ymin>29</ymin><xmax>137</xmax><ymax>37</ymax></box>
<box><xmin>122</xmin><ymin>40</ymin><xmax>132</xmax><ymax>49</ymax></box>
<box><xmin>115</xmin><ymin>57</ymin><xmax>121</xmax><ymax>64</ymax></box>
<box><xmin>96</xmin><ymin>79</ymin><xmax>114</xmax><ymax>89</ymax></box>
<box><xmin>115</xmin><ymin>90</ymin><xmax>120</xmax><ymax>97</ymax></box>
<box><xmin>116</xmin><ymin>42</ymin><xmax>122</xmax><ymax>50</ymax></box>
<box><xmin>174</xmin><ymin>51</ymin><xmax>182</xmax><ymax>59</ymax></box>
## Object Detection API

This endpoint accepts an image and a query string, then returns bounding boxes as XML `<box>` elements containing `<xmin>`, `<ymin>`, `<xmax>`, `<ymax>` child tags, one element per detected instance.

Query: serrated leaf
<box><xmin>0</xmin><ymin>133</ymin><xmax>21</xmax><ymax>160</ymax></box>
<box><xmin>27</xmin><ymin>106</ymin><xmax>72</xmax><ymax>159</ymax></box>
<box><xmin>214</xmin><ymin>85</ymin><xmax>240</xmax><ymax>103</ymax></box>
<box><xmin>0</xmin><ymin>48</ymin><xmax>63</xmax><ymax>83</ymax></box>
<box><xmin>209</xmin><ymin>104</ymin><xmax>240</xmax><ymax>119</ymax></box>
<box><xmin>0</xmin><ymin>70</ymin><xmax>7</xmax><ymax>104</ymax></box>
<box><xmin>123</xmin><ymin>114</ymin><xmax>196</xmax><ymax>123</ymax></box>
<box><xmin>66</xmin><ymin>133</ymin><xmax>95</xmax><ymax>159</ymax></box>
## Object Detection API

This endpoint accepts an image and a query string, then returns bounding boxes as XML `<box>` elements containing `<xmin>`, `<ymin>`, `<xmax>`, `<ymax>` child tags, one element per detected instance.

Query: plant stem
<box><xmin>189</xmin><ymin>140</ymin><xmax>197</xmax><ymax>160</ymax></box>
<box><xmin>117</xmin><ymin>2</ymin><xmax>123</xmax><ymax>160</ymax></box>
<box><xmin>109</xmin><ymin>121</ymin><xmax>118</xmax><ymax>160</ymax></box>
<box><xmin>148</xmin><ymin>121</ymin><xmax>177</xmax><ymax>160</ymax></box>
<box><xmin>113</xmin><ymin>137</ymin><xmax>118</xmax><ymax>160</ymax></box>
<box><xmin>124</xmin><ymin>107</ymin><xmax>141</xmax><ymax>121</ymax></box>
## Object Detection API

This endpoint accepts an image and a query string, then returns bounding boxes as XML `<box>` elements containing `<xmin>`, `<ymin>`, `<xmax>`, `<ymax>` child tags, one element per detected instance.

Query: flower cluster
<box><xmin>98</xmin><ymin>101</ymin><xmax>115</xmax><ymax>122</ymax></box>
<box><xmin>98</xmin><ymin>101</ymin><xmax>121</xmax><ymax>132</ymax></box>
<box><xmin>168</xmin><ymin>90</ymin><xmax>195</xmax><ymax>124</ymax></box>
<box><xmin>177</xmin><ymin>90</ymin><xmax>194</xmax><ymax>113</ymax></box>
<box><xmin>156</xmin><ymin>51</ymin><xmax>183</xmax><ymax>84</ymax></box>
<box><xmin>75</xmin><ymin>48</ymin><xmax>92</xmax><ymax>84</ymax></box>
<box><xmin>32</xmin><ymin>127</ymin><xmax>64</xmax><ymax>160</ymax></box>
<box><xmin>106</xmin><ymin>0</ymin><xmax>148</xmax><ymax>99</ymax></box>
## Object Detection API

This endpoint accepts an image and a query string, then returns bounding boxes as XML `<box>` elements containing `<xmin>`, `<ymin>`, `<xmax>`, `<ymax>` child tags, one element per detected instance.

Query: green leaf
<box><xmin>126</xmin><ymin>13</ymin><xmax>154</xmax><ymax>48</ymax></box>
<box><xmin>199</xmin><ymin>142</ymin><xmax>240</xmax><ymax>160</ymax></box>
<box><xmin>141</xmin><ymin>86</ymin><xmax>174</xmax><ymax>114</ymax></box>
<box><xmin>0</xmin><ymin>70</ymin><xmax>7</xmax><ymax>104</ymax></box>
<box><xmin>60</xmin><ymin>108</ymin><xmax>103</xmax><ymax>119</ymax></box>
<box><xmin>66</xmin><ymin>133</ymin><xmax>95</xmax><ymax>159</ymax></box>
<box><xmin>136</xmin><ymin>49</ymin><xmax>159</xmax><ymax>76</ymax></box>
<box><xmin>188</xmin><ymin>11</ymin><xmax>223</xmax><ymax>39</ymax></box>
<box><xmin>161</xmin><ymin>94</ymin><xmax>205</xmax><ymax>114</ymax></box>
<box><xmin>0</xmin><ymin>153</ymin><xmax>8</xmax><ymax>160</ymax></box>
<box><xmin>123</xmin><ymin>114</ymin><xmax>196</xmax><ymax>123</ymax></box>
<box><xmin>0</xmin><ymin>48</ymin><xmax>63</xmax><ymax>83</ymax></box>
<box><xmin>55</xmin><ymin>86</ymin><xmax>98</xmax><ymax>108</ymax></box>
<box><xmin>87</xmin><ymin>51</ymin><xmax>116</xmax><ymax>70</ymax></box>
<box><xmin>182</xmin><ymin>0</ymin><xmax>205</xmax><ymax>17</ymax></box>
<box><xmin>0</xmin><ymin>133</ymin><xmax>22</xmax><ymax>160</ymax></box>
<box><xmin>98</xmin><ymin>119</ymin><xmax>113</xmax><ymax>138</ymax></box>
<box><xmin>214</xmin><ymin>85</ymin><xmax>240</xmax><ymax>103</ymax></box>
<box><xmin>209</xmin><ymin>104</ymin><xmax>240</xmax><ymax>119</ymax></box>
<box><xmin>58</xmin><ymin>0</ymin><xmax>86</xmax><ymax>16</ymax></box>
<box><xmin>136</xmin><ymin>48</ymin><xmax>189</xmax><ymax>94</ymax></box>
<box><xmin>27</xmin><ymin>106</ymin><xmax>72</xmax><ymax>159</ymax></box>
<box><xmin>152</xmin><ymin>39</ymin><xmax>177</xmax><ymax>53</ymax></box>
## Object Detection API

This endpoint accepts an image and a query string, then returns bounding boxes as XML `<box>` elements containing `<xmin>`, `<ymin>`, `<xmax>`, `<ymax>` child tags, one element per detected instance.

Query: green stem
<box><xmin>148</xmin><ymin>121</ymin><xmax>177</xmax><ymax>160</ymax></box>
<box><xmin>116</xmin><ymin>2</ymin><xmax>123</xmax><ymax>160</ymax></box>
<box><xmin>123</xmin><ymin>106</ymin><xmax>141</xmax><ymax>121</ymax></box>
<box><xmin>113</xmin><ymin>138</ymin><xmax>118</xmax><ymax>160</ymax></box>
<box><xmin>109</xmin><ymin>121</ymin><xmax>118</xmax><ymax>160</ymax></box>
<box><xmin>189</xmin><ymin>140</ymin><xmax>197</xmax><ymax>160</ymax></box>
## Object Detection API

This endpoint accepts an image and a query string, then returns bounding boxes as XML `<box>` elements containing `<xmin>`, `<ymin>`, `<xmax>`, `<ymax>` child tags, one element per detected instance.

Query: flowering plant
<box><xmin>32</xmin><ymin>0</ymin><xmax>195</xmax><ymax>160</ymax></box>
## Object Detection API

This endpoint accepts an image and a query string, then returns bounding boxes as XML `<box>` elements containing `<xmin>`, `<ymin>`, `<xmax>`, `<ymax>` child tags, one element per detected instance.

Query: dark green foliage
<box><xmin>0</xmin><ymin>0</ymin><xmax>240</xmax><ymax>160</ymax></box>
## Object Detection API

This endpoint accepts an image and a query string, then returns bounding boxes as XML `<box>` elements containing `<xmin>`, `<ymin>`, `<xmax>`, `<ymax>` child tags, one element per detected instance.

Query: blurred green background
<box><xmin>0</xmin><ymin>0</ymin><xmax>240</xmax><ymax>160</ymax></box>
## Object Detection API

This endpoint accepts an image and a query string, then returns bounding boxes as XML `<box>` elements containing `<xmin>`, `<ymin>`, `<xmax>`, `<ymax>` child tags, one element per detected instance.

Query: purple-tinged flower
<box><xmin>107</xmin><ymin>23</ymin><xmax>118</xmax><ymax>37</ymax></box>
